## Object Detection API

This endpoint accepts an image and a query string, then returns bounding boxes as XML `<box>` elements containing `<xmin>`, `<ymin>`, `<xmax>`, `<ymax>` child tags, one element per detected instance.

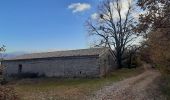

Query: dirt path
<box><xmin>89</xmin><ymin>65</ymin><xmax>166</xmax><ymax>100</ymax></box>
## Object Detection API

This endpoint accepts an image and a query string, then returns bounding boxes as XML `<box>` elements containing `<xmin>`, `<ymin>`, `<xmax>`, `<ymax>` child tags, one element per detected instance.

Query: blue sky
<box><xmin>0</xmin><ymin>0</ymin><xmax>99</xmax><ymax>53</ymax></box>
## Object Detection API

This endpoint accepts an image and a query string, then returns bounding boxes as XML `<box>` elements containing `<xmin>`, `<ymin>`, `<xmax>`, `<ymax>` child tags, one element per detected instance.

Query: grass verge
<box><xmin>6</xmin><ymin>67</ymin><xmax>143</xmax><ymax>100</ymax></box>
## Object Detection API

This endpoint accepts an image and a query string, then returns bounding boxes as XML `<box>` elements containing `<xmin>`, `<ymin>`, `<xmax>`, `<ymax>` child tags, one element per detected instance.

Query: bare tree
<box><xmin>0</xmin><ymin>45</ymin><xmax>6</xmax><ymax>61</ymax></box>
<box><xmin>86</xmin><ymin>0</ymin><xmax>138</xmax><ymax>68</ymax></box>
<box><xmin>0</xmin><ymin>45</ymin><xmax>6</xmax><ymax>75</ymax></box>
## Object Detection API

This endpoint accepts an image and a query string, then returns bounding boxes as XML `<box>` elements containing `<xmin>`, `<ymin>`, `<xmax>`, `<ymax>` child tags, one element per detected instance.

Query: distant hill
<box><xmin>3</xmin><ymin>51</ymin><xmax>27</xmax><ymax>59</ymax></box>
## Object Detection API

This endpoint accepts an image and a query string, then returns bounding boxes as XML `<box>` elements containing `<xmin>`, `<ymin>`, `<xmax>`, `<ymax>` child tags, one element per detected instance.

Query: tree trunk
<box><xmin>116</xmin><ymin>50</ymin><xmax>122</xmax><ymax>68</ymax></box>
<box><xmin>128</xmin><ymin>53</ymin><xmax>132</xmax><ymax>68</ymax></box>
<box><xmin>117</xmin><ymin>58</ymin><xmax>122</xmax><ymax>68</ymax></box>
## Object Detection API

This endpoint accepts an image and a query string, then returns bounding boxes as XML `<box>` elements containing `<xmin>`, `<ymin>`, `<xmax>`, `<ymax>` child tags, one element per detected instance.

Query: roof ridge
<box><xmin>22</xmin><ymin>47</ymin><xmax>107</xmax><ymax>55</ymax></box>
<box><xmin>4</xmin><ymin>47</ymin><xmax>109</xmax><ymax>61</ymax></box>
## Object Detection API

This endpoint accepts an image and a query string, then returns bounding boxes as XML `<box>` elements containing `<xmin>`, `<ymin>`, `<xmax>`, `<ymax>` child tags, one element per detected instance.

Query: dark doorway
<box><xmin>18</xmin><ymin>64</ymin><xmax>22</xmax><ymax>73</ymax></box>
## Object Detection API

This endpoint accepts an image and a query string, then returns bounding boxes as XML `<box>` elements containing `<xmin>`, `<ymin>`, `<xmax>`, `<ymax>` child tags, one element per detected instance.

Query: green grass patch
<box><xmin>7</xmin><ymin>67</ymin><xmax>143</xmax><ymax>100</ymax></box>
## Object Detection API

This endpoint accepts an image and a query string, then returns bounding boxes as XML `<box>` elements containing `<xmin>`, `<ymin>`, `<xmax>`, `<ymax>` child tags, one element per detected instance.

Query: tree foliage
<box><xmin>137</xmin><ymin>0</ymin><xmax>170</xmax><ymax>73</ymax></box>
<box><xmin>137</xmin><ymin>0</ymin><xmax>170</xmax><ymax>33</ymax></box>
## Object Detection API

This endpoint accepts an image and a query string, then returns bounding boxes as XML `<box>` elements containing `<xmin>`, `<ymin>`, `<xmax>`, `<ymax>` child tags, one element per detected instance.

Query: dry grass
<box><xmin>159</xmin><ymin>74</ymin><xmax>170</xmax><ymax>100</ymax></box>
<box><xmin>6</xmin><ymin>67</ymin><xmax>143</xmax><ymax>100</ymax></box>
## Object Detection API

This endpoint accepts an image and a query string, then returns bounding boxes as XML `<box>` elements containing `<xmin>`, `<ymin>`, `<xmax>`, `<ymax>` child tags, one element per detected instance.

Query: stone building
<box><xmin>2</xmin><ymin>48</ymin><xmax>116</xmax><ymax>78</ymax></box>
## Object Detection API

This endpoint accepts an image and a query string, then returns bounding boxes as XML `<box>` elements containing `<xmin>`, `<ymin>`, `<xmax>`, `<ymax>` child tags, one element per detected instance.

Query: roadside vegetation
<box><xmin>159</xmin><ymin>74</ymin><xmax>170</xmax><ymax>99</ymax></box>
<box><xmin>137</xmin><ymin>0</ymin><xmax>170</xmax><ymax>98</ymax></box>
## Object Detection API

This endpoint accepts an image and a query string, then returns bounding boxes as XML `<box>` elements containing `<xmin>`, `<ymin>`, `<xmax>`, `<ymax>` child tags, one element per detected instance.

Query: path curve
<box><xmin>89</xmin><ymin>65</ymin><xmax>165</xmax><ymax>100</ymax></box>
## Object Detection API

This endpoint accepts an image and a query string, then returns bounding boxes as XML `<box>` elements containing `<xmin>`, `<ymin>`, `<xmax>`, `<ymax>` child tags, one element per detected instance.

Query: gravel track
<box><xmin>89</xmin><ymin>65</ymin><xmax>165</xmax><ymax>100</ymax></box>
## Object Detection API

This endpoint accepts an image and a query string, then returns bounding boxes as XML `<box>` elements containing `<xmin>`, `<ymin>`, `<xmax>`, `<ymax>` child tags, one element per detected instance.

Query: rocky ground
<box><xmin>89</xmin><ymin>64</ymin><xmax>166</xmax><ymax>100</ymax></box>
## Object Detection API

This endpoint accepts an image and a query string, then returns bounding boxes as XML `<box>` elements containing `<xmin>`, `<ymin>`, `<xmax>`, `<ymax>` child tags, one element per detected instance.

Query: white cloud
<box><xmin>91</xmin><ymin>13</ymin><xmax>98</xmax><ymax>20</ymax></box>
<box><xmin>68</xmin><ymin>3</ymin><xmax>91</xmax><ymax>13</ymax></box>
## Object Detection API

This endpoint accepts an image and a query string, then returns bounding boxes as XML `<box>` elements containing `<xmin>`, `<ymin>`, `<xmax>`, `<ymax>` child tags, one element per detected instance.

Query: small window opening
<box><xmin>80</xmin><ymin>71</ymin><xmax>82</xmax><ymax>74</ymax></box>
<box><xmin>18</xmin><ymin>64</ymin><xmax>22</xmax><ymax>73</ymax></box>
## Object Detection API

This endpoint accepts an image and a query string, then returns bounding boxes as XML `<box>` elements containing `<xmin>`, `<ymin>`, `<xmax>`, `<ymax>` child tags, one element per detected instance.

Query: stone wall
<box><xmin>2</xmin><ymin>56</ymin><xmax>100</xmax><ymax>78</ymax></box>
<box><xmin>99</xmin><ymin>50</ymin><xmax>116</xmax><ymax>77</ymax></box>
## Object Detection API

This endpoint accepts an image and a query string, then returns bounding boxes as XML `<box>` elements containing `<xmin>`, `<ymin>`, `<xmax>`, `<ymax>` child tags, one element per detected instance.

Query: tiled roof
<box><xmin>5</xmin><ymin>48</ymin><xmax>109</xmax><ymax>61</ymax></box>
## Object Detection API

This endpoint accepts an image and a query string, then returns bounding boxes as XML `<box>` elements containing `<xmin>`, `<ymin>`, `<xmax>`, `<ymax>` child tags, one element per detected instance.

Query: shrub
<box><xmin>159</xmin><ymin>74</ymin><xmax>170</xmax><ymax>99</ymax></box>
<box><xmin>20</xmin><ymin>72</ymin><xmax>39</xmax><ymax>78</ymax></box>
<box><xmin>10</xmin><ymin>72</ymin><xmax>39</xmax><ymax>78</ymax></box>
<box><xmin>0</xmin><ymin>86</ymin><xmax>19</xmax><ymax>100</ymax></box>
<box><xmin>0</xmin><ymin>78</ymin><xmax>8</xmax><ymax>85</ymax></box>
